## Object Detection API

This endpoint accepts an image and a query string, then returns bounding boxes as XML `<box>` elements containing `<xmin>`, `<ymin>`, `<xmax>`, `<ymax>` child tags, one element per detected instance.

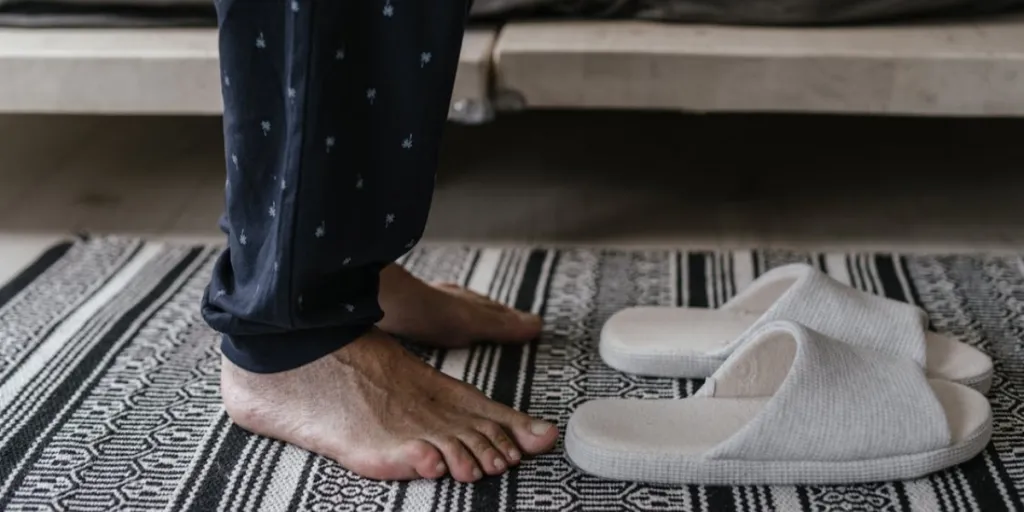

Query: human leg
<box><xmin>204</xmin><ymin>0</ymin><xmax>556</xmax><ymax>482</ymax></box>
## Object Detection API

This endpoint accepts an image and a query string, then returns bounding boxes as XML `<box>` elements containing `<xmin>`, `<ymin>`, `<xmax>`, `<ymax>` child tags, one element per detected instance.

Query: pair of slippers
<box><xmin>565</xmin><ymin>263</ymin><xmax>994</xmax><ymax>485</ymax></box>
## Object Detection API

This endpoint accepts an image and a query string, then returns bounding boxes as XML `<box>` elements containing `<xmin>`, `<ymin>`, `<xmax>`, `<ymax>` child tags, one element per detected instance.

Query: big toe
<box><xmin>507</xmin><ymin>416</ymin><xmax>559</xmax><ymax>455</ymax></box>
<box><xmin>436</xmin><ymin>284</ymin><xmax>542</xmax><ymax>345</ymax></box>
<box><xmin>472</xmin><ymin>300</ymin><xmax>542</xmax><ymax>344</ymax></box>
<box><xmin>488</xmin><ymin>309</ymin><xmax>542</xmax><ymax>344</ymax></box>
<box><xmin>484</xmin><ymin>407</ymin><xmax>557</xmax><ymax>455</ymax></box>
<box><xmin>450</xmin><ymin>383</ymin><xmax>558</xmax><ymax>456</ymax></box>
<box><xmin>511</xmin><ymin>310</ymin><xmax>543</xmax><ymax>337</ymax></box>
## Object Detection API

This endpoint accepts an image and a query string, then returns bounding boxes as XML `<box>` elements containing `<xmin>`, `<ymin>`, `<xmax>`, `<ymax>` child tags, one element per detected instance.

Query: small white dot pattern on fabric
<box><xmin>205</xmin><ymin>0</ymin><xmax>472</xmax><ymax>372</ymax></box>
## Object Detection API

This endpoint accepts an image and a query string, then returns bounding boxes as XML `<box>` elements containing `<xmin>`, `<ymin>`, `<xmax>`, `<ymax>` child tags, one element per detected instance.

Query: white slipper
<box><xmin>600</xmin><ymin>263</ymin><xmax>993</xmax><ymax>393</ymax></box>
<box><xmin>568</xmin><ymin>320</ymin><xmax>992</xmax><ymax>485</ymax></box>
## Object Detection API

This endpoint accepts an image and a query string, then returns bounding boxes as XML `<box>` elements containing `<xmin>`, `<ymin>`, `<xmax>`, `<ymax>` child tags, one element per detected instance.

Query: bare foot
<box><xmin>221</xmin><ymin>328</ymin><xmax>559</xmax><ymax>482</ymax></box>
<box><xmin>377</xmin><ymin>264</ymin><xmax>541</xmax><ymax>348</ymax></box>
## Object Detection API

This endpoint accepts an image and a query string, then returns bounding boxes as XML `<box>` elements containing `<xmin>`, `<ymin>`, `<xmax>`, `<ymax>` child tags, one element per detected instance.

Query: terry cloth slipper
<box><xmin>567</xmin><ymin>320</ymin><xmax>992</xmax><ymax>485</ymax></box>
<box><xmin>600</xmin><ymin>263</ymin><xmax>992</xmax><ymax>393</ymax></box>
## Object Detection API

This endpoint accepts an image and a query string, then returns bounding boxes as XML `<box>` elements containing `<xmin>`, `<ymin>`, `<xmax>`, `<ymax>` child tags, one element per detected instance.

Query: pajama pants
<box><xmin>201</xmin><ymin>0</ymin><xmax>469</xmax><ymax>373</ymax></box>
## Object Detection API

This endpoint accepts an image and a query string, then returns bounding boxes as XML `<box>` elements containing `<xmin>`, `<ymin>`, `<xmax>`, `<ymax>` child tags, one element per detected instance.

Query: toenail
<box><xmin>508</xmin><ymin>448</ymin><xmax>521</xmax><ymax>461</ymax></box>
<box><xmin>472</xmin><ymin>467</ymin><xmax>483</xmax><ymax>480</ymax></box>
<box><xmin>436</xmin><ymin>461</ymin><xmax>446</xmax><ymax>474</ymax></box>
<box><xmin>494</xmin><ymin>458</ymin><xmax>505</xmax><ymax>470</ymax></box>
<box><xmin>530</xmin><ymin>421</ymin><xmax>553</xmax><ymax>436</ymax></box>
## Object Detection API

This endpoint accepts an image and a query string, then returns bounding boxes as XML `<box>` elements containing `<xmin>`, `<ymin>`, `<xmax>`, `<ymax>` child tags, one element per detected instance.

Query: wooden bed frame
<box><xmin>1</xmin><ymin>17</ymin><xmax>1022</xmax><ymax>121</ymax></box>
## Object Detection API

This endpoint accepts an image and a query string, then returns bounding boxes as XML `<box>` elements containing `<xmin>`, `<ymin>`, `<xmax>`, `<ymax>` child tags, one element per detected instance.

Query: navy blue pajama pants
<box><xmin>201</xmin><ymin>0</ymin><xmax>469</xmax><ymax>373</ymax></box>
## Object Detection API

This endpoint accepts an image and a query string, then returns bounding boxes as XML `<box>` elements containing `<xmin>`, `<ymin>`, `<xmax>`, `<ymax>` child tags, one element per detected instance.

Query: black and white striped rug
<box><xmin>1</xmin><ymin>237</ymin><xmax>1022</xmax><ymax>511</ymax></box>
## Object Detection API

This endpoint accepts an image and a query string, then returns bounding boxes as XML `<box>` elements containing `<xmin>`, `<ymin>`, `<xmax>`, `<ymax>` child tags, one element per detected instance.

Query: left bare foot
<box><xmin>376</xmin><ymin>264</ymin><xmax>542</xmax><ymax>348</ymax></box>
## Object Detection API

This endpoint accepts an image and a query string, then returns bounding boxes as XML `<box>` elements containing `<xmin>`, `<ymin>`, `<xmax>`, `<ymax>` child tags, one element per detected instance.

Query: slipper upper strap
<box><xmin>713</xmin><ymin>263</ymin><xmax>928</xmax><ymax>367</ymax></box>
<box><xmin>700</xmin><ymin>320</ymin><xmax>951</xmax><ymax>462</ymax></box>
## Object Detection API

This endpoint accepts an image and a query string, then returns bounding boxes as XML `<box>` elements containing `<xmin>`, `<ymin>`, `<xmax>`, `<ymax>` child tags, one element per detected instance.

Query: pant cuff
<box><xmin>221</xmin><ymin>323</ymin><xmax>373</xmax><ymax>373</ymax></box>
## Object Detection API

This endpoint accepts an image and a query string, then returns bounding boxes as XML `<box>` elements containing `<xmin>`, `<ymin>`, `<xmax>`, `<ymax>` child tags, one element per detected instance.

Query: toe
<box><xmin>343</xmin><ymin>448</ymin><xmax>422</xmax><ymax>481</ymax></box>
<box><xmin>457</xmin><ymin>429</ymin><xmax>509</xmax><ymax>476</ymax></box>
<box><xmin>474</xmin><ymin>419</ymin><xmax>521</xmax><ymax>465</ymax></box>
<box><xmin>505</xmin><ymin>416</ymin><xmax>558</xmax><ymax>455</ymax></box>
<box><xmin>477</xmin><ymin>304</ymin><xmax>541</xmax><ymax>345</ymax></box>
<box><xmin>508</xmin><ymin>310</ymin><xmax>542</xmax><ymax>340</ymax></box>
<box><xmin>400</xmin><ymin>440</ymin><xmax>447</xmax><ymax>480</ymax></box>
<box><xmin>432</xmin><ymin>436</ymin><xmax>484</xmax><ymax>483</ymax></box>
<box><xmin>470</xmin><ymin>401</ymin><xmax>557</xmax><ymax>455</ymax></box>
<box><xmin>452</xmin><ymin>386</ymin><xmax>558</xmax><ymax>456</ymax></box>
<box><xmin>435</xmin><ymin>285</ymin><xmax>541</xmax><ymax>344</ymax></box>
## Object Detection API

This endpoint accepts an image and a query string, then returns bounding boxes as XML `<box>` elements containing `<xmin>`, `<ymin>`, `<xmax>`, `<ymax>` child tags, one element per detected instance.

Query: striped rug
<box><xmin>1</xmin><ymin>237</ymin><xmax>1022</xmax><ymax>511</ymax></box>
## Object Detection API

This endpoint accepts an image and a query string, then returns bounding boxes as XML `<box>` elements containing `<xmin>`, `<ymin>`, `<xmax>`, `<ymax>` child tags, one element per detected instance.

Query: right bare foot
<box><xmin>221</xmin><ymin>328</ymin><xmax>559</xmax><ymax>482</ymax></box>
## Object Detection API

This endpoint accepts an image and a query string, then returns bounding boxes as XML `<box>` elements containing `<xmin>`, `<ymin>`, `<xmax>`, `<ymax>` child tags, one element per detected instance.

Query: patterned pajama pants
<box><xmin>201</xmin><ymin>0</ymin><xmax>469</xmax><ymax>373</ymax></box>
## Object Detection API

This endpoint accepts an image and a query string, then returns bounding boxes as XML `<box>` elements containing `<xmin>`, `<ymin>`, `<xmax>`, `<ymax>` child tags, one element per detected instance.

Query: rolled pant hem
<box><xmin>221</xmin><ymin>323</ymin><xmax>374</xmax><ymax>374</ymax></box>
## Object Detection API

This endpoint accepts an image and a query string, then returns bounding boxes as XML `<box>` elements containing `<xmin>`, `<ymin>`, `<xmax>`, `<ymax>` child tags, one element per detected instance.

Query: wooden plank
<box><xmin>0</xmin><ymin>27</ymin><xmax>496</xmax><ymax>120</ymax></box>
<box><xmin>493</xmin><ymin>18</ymin><xmax>1024</xmax><ymax>116</ymax></box>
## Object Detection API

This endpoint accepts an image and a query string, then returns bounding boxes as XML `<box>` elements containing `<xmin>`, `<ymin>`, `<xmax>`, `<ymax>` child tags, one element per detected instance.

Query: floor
<box><xmin>1</xmin><ymin>112</ymin><xmax>1023</xmax><ymax>283</ymax></box>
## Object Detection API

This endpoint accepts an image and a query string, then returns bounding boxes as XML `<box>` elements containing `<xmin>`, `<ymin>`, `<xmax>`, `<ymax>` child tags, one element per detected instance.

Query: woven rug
<box><xmin>1</xmin><ymin>237</ymin><xmax>1022</xmax><ymax>511</ymax></box>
